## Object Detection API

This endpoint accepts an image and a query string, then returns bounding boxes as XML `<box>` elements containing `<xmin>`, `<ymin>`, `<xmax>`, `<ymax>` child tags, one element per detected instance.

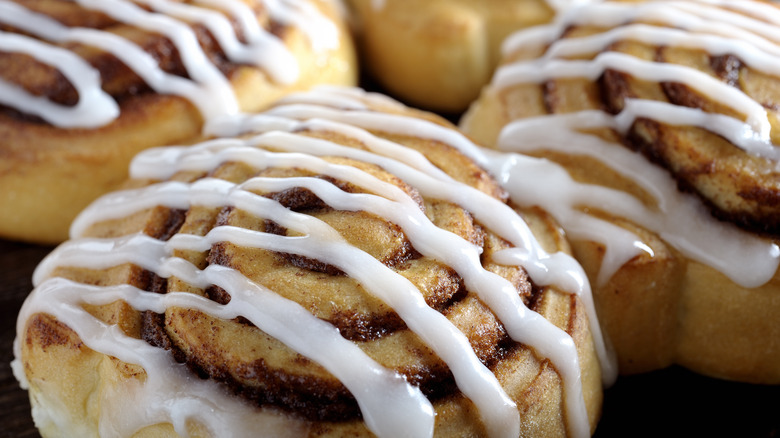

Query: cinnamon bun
<box><xmin>0</xmin><ymin>0</ymin><xmax>357</xmax><ymax>244</ymax></box>
<box><xmin>13</xmin><ymin>87</ymin><xmax>609</xmax><ymax>437</ymax></box>
<box><xmin>343</xmin><ymin>0</ymin><xmax>572</xmax><ymax>113</ymax></box>
<box><xmin>461</xmin><ymin>0</ymin><xmax>780</xmax><ymax>383</ymax></box>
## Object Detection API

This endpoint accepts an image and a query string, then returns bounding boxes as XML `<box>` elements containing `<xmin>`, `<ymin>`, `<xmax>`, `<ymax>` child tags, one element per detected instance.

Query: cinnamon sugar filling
<box><xmin>136</xmin><ymin>169</ymin><xmax>536</xmax><ymax>422</ymax></box>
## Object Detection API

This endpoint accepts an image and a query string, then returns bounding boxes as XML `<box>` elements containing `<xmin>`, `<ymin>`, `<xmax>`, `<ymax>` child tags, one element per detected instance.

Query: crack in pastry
<box><xmin>461</xmin><ymin>0</ymin><xmax>780</xmax><ymax>382</ymax></box>
<box><xmin>14</xmin><ymin>87</ymin><xmax>608</xmax><ymax>438</ymax></box>
<box><xmin>0</xmin><ymin>0</ymin><xmax>357</xmax><ymax>244</ymax></box>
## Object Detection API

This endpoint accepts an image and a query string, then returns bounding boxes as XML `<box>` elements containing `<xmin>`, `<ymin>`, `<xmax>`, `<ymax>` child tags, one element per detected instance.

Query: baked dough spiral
<box><xmin>461</xmin><ymin>0</ymin><xmax>780</xmax><ymax>383</ymax></box>
<box><xmin>14</xmin><ymin>87</ymin><xmax>608</xmax><ymax>438</ymax></box>
<box><xmin>0</xmin><ymin>0</ymin><xmax>357</xmax><ymax>244</ymax></box>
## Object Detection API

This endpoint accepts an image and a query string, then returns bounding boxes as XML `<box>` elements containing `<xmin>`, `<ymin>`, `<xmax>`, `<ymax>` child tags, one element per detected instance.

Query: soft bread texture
<box><xmin>15</xmin><ymin>88</ymin><xmax>605</xmax><ymax>437</ymax></box>
<box><xmin>344</xmin><ymin>0</ymin><xmax>559</xmax><ymax>113</ymax></box>
<box><xmin>461</xmin><ymin>0</ymin><xmax>780</xmax><ymax>383</ymax></box>
<box><xmin>0</xmin><ymin>0</ymin><xmax>357</xmax><ymax>245</ymax></box>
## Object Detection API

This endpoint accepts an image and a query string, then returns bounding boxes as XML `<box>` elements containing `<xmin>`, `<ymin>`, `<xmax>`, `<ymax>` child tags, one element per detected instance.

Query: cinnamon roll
<box><xmin>13</xmin><ymin>87</ymin><xmax>610</xmax><ymax>437</ymax></box>
<box><xmin>461</xmin><ymin>0</ymin><xmax>780</xmax><ymax>383</ymax></box>
<box><xmin>343</xmin><ymin>0</ymin><xmax>572</xmax><ymax>113</ymax></box>
<box><xmin>0</xmin><ymin>0</ymin><xmax>357</xmax><ymax>245</ymax></box>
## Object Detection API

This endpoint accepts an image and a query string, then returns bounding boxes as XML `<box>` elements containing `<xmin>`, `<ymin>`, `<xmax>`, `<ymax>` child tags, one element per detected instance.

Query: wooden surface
<box><xmin>1</xmin><ymin>237</ymin><xmax>778</xmax><ymax>438</ymax></box>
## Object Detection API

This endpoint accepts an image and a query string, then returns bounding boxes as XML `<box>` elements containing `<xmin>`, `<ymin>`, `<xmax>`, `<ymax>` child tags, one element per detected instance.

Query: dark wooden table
<box><xmin>1</xmin><ymin>238</ymin><xmax>778</xmax><ymax>438</ymax></box>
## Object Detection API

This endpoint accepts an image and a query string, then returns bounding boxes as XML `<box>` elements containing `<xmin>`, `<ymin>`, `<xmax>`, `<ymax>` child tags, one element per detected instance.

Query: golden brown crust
<box><xmin>18</xmin><ymin>95</ymin><xmax>603</xmax><ymax>437</ymax></box>
<box><xmin>344</xmin><ymin>0</ymin><xmax>555</xmax><ymax>113</ymax></box>
<box><xmin>0</xmin><ymin>0</ymin><xmax>358</xmax><ymax>244</ymax></box>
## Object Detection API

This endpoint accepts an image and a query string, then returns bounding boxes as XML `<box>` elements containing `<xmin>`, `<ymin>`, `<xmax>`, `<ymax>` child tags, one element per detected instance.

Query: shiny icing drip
<box><xmin>0</xmin><ymin>0</ymin><xmax>338</xmax><ymax>128</ymax></box>
<box><xmin>486</xmin><ymin>0</ymin><xmax>780</xmax><ymax>287</ymax></box>
<box><xmin>368</xmin><ymin>0</ymin><xmax>596</xmax><ymax>13</ymax></box>
<box><xmin>544</xmin><ymin>0</ymin><xmax>599</xmax><ymax>13</ymax></box>
<box><xmin>14</xmin><ymin>87</ymin><xmax>610</xmax><ymax>438</ymax></box>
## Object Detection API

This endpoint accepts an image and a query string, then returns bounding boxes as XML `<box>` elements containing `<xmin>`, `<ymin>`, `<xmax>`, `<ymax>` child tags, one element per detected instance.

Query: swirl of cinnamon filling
<box><xmin>16</xmin><ymin>88</ymin><xmax>607</xmax><ymax>438</ymax></box>
<box><xmin>465</xmin><ymin>0</ymin><xmax>780</xmax><ymax>236</ymax></box>
<box><xmin>0</xmin><ymin>0</ymin><xmax>344</xmax><ymax>122</ymax></box>
<box><xmin>0</xmin><ymin>0</ymin><xmax>357</xmax><ymax>244</ymax></box>
<box><xmin>461</xmin><ymin>0</ymin><xmax>780</xmax><ymax>383</ymax></box>
<box><xmin>137</xmin><ymin>155</ymin><xmax>533</xmax><ymax>422</ymax></box>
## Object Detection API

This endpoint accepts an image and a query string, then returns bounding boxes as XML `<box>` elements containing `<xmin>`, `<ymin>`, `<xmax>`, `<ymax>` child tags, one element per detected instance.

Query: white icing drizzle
<box><xmin>29</xmin><ymin>232</ymin><xmax>435</xmax><ymax>438</ymax></box>
<box><xmin>367</xmin><ymin>0</ymin><xmax>598</xmax><ymax>14</ymax></box>
<box><xmin>280</xmin><ymin>84</ymin><xmax>410</xmax><ymax>111</ymax></box>
<box><xmin>15</xmin><ymin>277</ymin><xmax>309</xmax><ymax>438</ymax></box>
<box><xmin>0</xmin><ymin>0</ymin><xmax>337</xmax><ymax>128</ymax></box>
<box><xmin>63</xmin><ymin>174</ymin><xmax>520</xmax><ymax>437</ymax></box>
<box><xmin>543</xmin><ymin>0</ymin><xmax>601</xmax><ymax>13</ymax></box>
<box><xmin>499</xmin><ymin>0</ymin><xmax>780</xmax><ymax>159</ymax></box>
<box><xmin>483</xmin><ymin>0</ymin><xmax>780</xmax><ymax>288</ymax></box>
<box><xmin>132</xmin><ymin>0</ymin><xmax>300</xmax><ymax>81</ymax></box>
<box><xmin>261</xmin><ymin>0</ymin><xmax>340</xmax><ymax>52</ymax></box>
<box><xmin>495</xmin><ymin>51</ymin><xmax>775</xmax><ymax>158</ymax></box>
<box><xmin>0</xmin><ymin>2</ymin><xmax>119</xmax><ymax>127</ymax></box>
<box><xmin>497</xmin><ymin>107</ymin><xmax>780</xmax><ymax>288</ymax></box>
<box><xmin>14</xmin><ymin>88</ymin><xmax>612</xmax><ymax>438</ymax></box>
<box><xmin>261</xmin><ymin>102</ymin><xmax>495</xmax><ymax>168</ymax></box>
<box><xmin>134</xmin><ymin>91</ymin><xmax>616</xmax><ymax>384</ymax></box>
